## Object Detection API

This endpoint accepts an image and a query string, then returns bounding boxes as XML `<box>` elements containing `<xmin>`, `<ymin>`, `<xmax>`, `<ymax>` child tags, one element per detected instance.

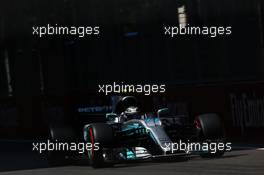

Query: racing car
<box><xmin>82</xmin><ymin>96</ymin><xmax>226</xmax><ymax>168</ymax></box>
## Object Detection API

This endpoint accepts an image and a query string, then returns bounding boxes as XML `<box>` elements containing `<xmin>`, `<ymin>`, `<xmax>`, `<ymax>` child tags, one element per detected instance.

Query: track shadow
<box><xmin>107</xmin><ymin>156</ymin><xmax>189</xmax><ymax>169</ymax></box>
<box><xmin>209</xmin><ymin>153</ymin><xmax>248</xmax><ymax>159</ymax></box>
<box><xmin>0</xmin><ymin>139</ymin><xmax>250</xmax><ymax>172</ymax></box>
<box><xmin>0</xmin><ymin>152</ymin><xmax>50</xmax><ymax>172</ymax></box>
<box><xmin>86</xmin><ymin>153</ymin><xmax>248</xmax><ymax>169</ymax></box>
<box><xmin>189</xmin><ymin>153</ymin><xmax>248</xmax><ymax>163</ymax></box>
<box><xmin>0</xmin><ymin>141</ymin><xmax>51</xmax><ymax>172</ymax></box>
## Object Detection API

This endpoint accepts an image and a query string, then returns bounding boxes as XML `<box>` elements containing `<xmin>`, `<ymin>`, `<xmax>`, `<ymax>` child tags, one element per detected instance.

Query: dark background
<box><xmin>0</xmin><ymin>0</ymin><xmax>264</xmax><ymax>141</ymax></box>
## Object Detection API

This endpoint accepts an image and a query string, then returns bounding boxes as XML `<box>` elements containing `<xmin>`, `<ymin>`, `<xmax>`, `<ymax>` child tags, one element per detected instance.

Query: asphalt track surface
<box><xmin>0</xmin><ymin>141</ymin><xmax>264</xmax><ymax>175</ymax></box>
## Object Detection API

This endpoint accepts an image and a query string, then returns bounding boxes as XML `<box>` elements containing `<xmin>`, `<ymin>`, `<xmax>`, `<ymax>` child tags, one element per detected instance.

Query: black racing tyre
<box><xmin>47</xmin><ymin>125</ymin><xmax>76</xmax><ymax>166</ymax></box>
<box><xmin>85</xmin><ymin>123</ymin><xmax>114</xmax><ymax>168</ymax></box>
<box><xmin>49</xmin><ymin>125</ymin><xmax>76</xmax><ymax>142</ymax></box>
<box><xmin>196</xmin><ymin>113</ymin><xmax>224</xmax><ymax>140</ymax></box>
<box><xmin>196</xmin><ymin>113</ymin><xmax>225</xmax><ymax>158</ymax></box>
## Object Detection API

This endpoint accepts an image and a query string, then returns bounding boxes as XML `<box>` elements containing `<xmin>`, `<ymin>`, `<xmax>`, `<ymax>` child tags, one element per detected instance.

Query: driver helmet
<box><xmin>124</xmin><ymin>106</ymin><xmax>140</xmax><ymax>120</ymax></box>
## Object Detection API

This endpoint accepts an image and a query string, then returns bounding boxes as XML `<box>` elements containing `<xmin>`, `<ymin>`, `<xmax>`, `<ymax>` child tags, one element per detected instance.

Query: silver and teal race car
<box><xmin>83</xmin><ymin>96</ymin><xmax>227</xmax><ymax>168</ymax></box>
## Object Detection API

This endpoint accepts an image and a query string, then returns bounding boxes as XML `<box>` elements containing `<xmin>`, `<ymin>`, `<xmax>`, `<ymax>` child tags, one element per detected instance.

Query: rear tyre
<box><xmin>47</xmin><ymin>125</ymin><xmax>76</xmax><ymax>166</ymax></box>
<box><xmin>196</xmin><ymin>113</ymin><xmax>225</xmax><ymax>158</ymax></box>
<box><xmin>85</xmin><ymin>123</ymin><xmax>114</xmax><ymax>168</ymax></box>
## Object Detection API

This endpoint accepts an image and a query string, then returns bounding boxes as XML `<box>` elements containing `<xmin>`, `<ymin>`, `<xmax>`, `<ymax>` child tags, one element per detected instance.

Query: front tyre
<box><xmin>85</xmin><ymin>123</ymin><xmax>114</xmax><ymax>168</ymax></box>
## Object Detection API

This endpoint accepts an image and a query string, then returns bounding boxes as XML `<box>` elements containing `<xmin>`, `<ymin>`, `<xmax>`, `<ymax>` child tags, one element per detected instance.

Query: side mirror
<box><xmin>106</xmin><ymin>113</ymin><xmax>118</xmax><ymax>121</ymax></box>
<box><xmin>157</xmin><ymin>108</ymin><xmax>170</xmax><ymax>118</ymax></box>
